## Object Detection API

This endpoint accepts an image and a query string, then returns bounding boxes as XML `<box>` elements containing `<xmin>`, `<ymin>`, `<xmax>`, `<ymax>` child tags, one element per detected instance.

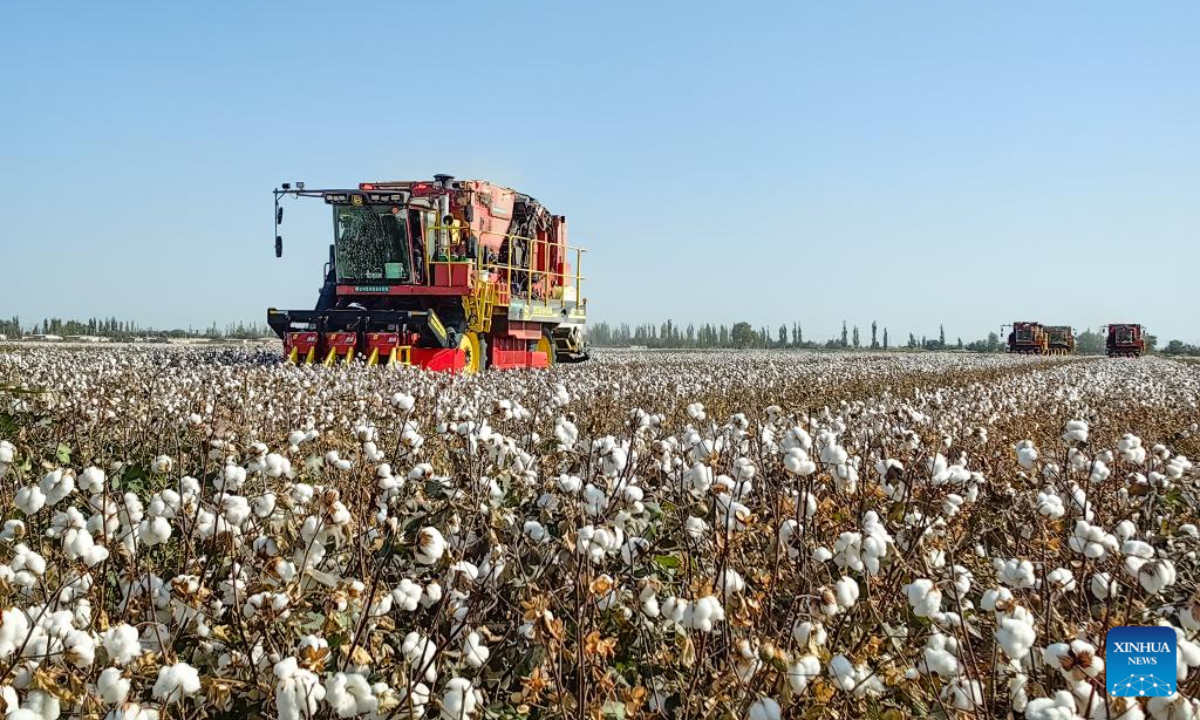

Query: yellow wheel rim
<box><xmin>458</xmin><ymin>332</ymin><xmax>482</xmax><ymax>374</ymax></box>
<box><xmin>536</xmin><ymin>335</ymin><xmax>556</xmax><ymax>366</ymax></box>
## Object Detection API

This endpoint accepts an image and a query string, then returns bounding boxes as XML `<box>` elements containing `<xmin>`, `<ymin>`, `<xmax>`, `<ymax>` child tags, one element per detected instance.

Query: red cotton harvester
<box><xmin>1105</xmin><ymin>324</ymin><xmax>1146</xmax><ymax>357</ymax></box>
<box><xmin>1045</xmin><ymin>326</ymin><xmax>1076</xmax><ymax>355</ymax></box>
<box><xmin>267</xmin><ymin>175</ymin><xmax>589</xmax><ymax>373</ymax></box>
<box><xmin>1005</xmin><ymin>321</ymin><xmax>1049</xmax><ymax>354</ymax></box>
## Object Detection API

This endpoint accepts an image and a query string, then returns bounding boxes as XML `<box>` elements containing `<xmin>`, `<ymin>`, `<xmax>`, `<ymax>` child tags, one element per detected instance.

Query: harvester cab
<box><xmin>267</xmin><ymin>176</ymin><xmax>589</xmax><ymax>373</ymax></box>
<box><xmin>1004</xmin><ymin>321</ymin><xmax>1049</xmax><ymax>354</ymax></box>
<box><xmin>1105</xmin><ymin>324</ymin><xmax>1145</xmax><ymax>357</ymax></box>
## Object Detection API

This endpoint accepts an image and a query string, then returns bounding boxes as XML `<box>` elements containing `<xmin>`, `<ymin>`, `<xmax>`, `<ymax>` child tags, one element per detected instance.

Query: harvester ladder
<box><xmin>463</xmin><ymin>281</ymin><xmax>498</xmax><ymax>334</ymax></box>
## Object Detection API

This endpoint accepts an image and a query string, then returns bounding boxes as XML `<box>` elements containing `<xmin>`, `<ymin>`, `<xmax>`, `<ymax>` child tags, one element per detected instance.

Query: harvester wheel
<box><xmin>536</xmin><ymin>331</ymin><xmax>557</xmax><ymax>367</ymax></box>
<box><xmin>458</xmin><ymin>331</ymin><xmax>487</xmax><ymax>374</ymax></box>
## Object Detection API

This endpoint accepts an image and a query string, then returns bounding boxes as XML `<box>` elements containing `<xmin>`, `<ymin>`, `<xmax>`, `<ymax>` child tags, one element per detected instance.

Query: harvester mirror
<box><xmin>276</xmin><ymin>206</ymin><xmax>284</xmax><ymax>225</ymax></box>
<box><xmin>275</xmin><ymin>235</ymin><xmax>283</xmax><ymax>258</ymax></box>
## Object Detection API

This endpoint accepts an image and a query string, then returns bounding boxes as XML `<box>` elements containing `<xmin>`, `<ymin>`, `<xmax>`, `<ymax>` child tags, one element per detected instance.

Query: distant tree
<box><xmin>1076</xmin><ymin>330</ymin><xmax>1105</xmax><ymax>355</ymax></box>
<box><xmin>987</xmin><ymin>332</ymin><xmax>1000</xmax><ymax>352</ymax></box>
<box><xmin>956</xmin><ymin>337</ymin><xmax>963</xmax><ymax>349</ymax></box>
<box><xmin>778</xmin><ymin>325</ymin><xmax>787</xmax><ymax>347</ymax></box>
<box><xmin>731</xmin><ymin>322</ymin><xmax>755</xmax><ymax>348</ymax></box>
<box><xmin>1145</xmin><ymin>335</ymin><xmax>1158</xmax><ymax>353</ymax></box>
<box><xmin>870</xmin><ymin>321</ymin><xmax>879</xmax><ymax>349</ymax></box>
<box><xmin>939</xmin><ymin>324</ymin><xmax>946</xmax><ymax>349</ymax></box>
<box><xmin>883</xmin><ymin>328</ymin><xmax>889</xmax><ymax>350</ymax></box>
<box><xmin>852</xmin><ymin>326</ymin><xmax>860</xmax><ymax>348</ymax></box>
<box><xmin>841</xmin><ymin>321</ymin><xmax>848</xmax><ymax>348</ymax></box>
<box><xmin>798</xmin><ymin>323</ymin><xmax>804</xmax><ymax>345</ymax></box>
<box><xmin>907</xmin><ymin>333</ymin><xmax>917</xmax><ymax>349</ymax></box>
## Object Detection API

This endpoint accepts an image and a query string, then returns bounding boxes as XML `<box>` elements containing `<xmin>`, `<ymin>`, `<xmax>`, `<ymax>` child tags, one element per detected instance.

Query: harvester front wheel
<box><xmin>536</xmin><ymin>331</ymin><xmax>557</xmax><ymax>367</ymax></box>
<box><xmin>458</xmin><ymin>331</ymin><xmax>487</xmax><ymax>374</ymax></box>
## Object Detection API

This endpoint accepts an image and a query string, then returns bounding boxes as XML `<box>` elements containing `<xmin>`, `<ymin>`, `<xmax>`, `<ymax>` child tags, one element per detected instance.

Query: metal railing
<box><xmin>423</xmin><ymin>221</ymin><xmax>587</xmax><ymax>317</ymax></box>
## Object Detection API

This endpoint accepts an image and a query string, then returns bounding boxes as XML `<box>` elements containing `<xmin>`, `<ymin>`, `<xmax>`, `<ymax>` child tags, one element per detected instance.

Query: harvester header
<box><xmin>267</xmin><ymin>174</ymin><xmax>589</xmax><ymax>373</ymax></box>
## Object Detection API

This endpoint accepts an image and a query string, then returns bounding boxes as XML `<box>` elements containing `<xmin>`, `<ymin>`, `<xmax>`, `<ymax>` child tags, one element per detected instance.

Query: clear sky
<box><xmin>3</xmin><ymin>2</ymin><xmax>1198</xmax><ymax>342</ymax></box>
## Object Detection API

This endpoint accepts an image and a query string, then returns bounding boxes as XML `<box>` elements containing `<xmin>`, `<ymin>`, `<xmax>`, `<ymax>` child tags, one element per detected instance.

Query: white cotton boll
<box><xmin>463</xmin><ymin>631</ymin><xmax>490</xmax><ymax>668</ymax></box>
<box><xmin>39</xmin><ymin>469</ymin><xmax>75</xmax><ymax>507</ymax></box>
<box><xmin>747</xmin><ymin>698</ymin><xmax>781</xmax><ymax>720</ymax></box>
<box><xmin>793</xmin><ymin>620</ymin><xmax>827</xmax><ymax>648</ymax></box>
<box><xmin>440</xmin><ymin>677</ymin><xmax>478</xmax><ymax>720</ymax></box>
<box><xmin>1024</xmin><ymin>691</ymin><xmax>1084</xmax><ymax>720</ymax></box>
<box><xmin>152</xmin><ymin>662</ymin><xmax>201</xmax><ymax>702</ymax></box>
<box><xmin>275</xmin><ymin>657</ymin><xmax>326</xmax><ymax>720</ymax></box>
<box><xmin>78</xmin><ymin>466</ymin><xmax>105</xmax><ymax>493</ymax></box>
<box><xmin>941</xmin><ymin>677</ymin><xmax>984</xmax><ymax>711</ymax></box>
<box><xmin>402</xmin><ymin>632</ymin><xmax>439</xmax><ymax>684</ymax></box>
<box><xmin>392</xmin><ymin>579</ymin><xmax>422</xmax><ymax>612</ymax></box>
<box><xmin>812</xmin><ymin>546</ymin><xmax>833</xmax><ymax>563</ymax></box>
<box><xmin>1088</xmin><ymin>460</ymin><xmax>1111</xmax><ymax>484</ymax></box>
<box><xmin>835</xmin><ymin>576</ymin><xmax>859</xmax><ymax>610</ymax></box>
<box><xmin>996</xmin><ymin>612</ymin><xmax>1038</xmax><ymax>661</ymax></box>
<box><xmin>523</xmin><ymin>521</ymin><xmax>547</xmax><ymax>543</ymax></box>
<box><xmin>1116</xmin><ymin>520</ymin><xmax>1138</xmax><ymax>542</ymax></box>
<box><xmin>14</xmin><ymin>486</ymin><xmax>46</xmax><ymax>516</ymax></box>
<box><xmin>557</xmin><ymin>474</ymin><xmax>582</xmax><ymax>494</ymax></box>
<box><xmin>1148</xmin><ymin>694</ymin><xmax>1200</xmax><ymax>720</ymax></box>
<box><xmin>1016</xmin><ymin>440</ymin><xmax>1040</xmax><ymax>470</ymax></box>
<box><xmin>904</xmin><ymin>579</ymin><xmax>941</xmax><ymax>618</ymax></box>
<box><xmin>1037</xmin><ymin>490</ymin><xmax>1066</xmax><ymax>519</ymax></box>
<box><xmin>415</xmin><ymin>527</ymin><xmax>446</xmax><ymax>565</ymax></box>
<box><xmin>138</xmin><ymin>517</ymin><xmax>172</xmax><ymax>546</ymax></box>
<box><xmin>787</xmin><ymin>655</ymin><xmax>821</xmax><ymax>695</ymax></box>
<box><xmin>219</xmin><ymin>464</ymin><xmax>247</xmax><ymax>492</ymax></box>
<box><xmin>1090</xmin><ymin>572</ymin><xmax>1119</xmax><ymax>601</ymax></box>
<box><xmin>923</xmin><ymin>633</ymin><xmax>958</xmax><ymax>676</ymax></box>
<box><xmin>265</xmin><ymin>453</ymin><xmax>291</xmax><ymax>479</ymax></box>
<box><xmin>996</xmin><ymin>558</ymin><xmax>1037</xmax><ymax>589</ymax></box>
<box><xmin>392</xmin><ymin>393</ymin><xmax>416</xmax><ymax>412</ymax></box>
<box><xmin>783</xmin><ymin>448</ymin><xmax>816</xmax><ymax>476</ymax></box>
<box><xmin>98</xmin><ymin>667</ymin><xmax>130</xmax><ymax>704</ymax></box>
<box><xmin>718</xmin><ymin>568</ymin><xmax>746</xmax><ymax>595</ymax></box>
<box><xmin>639</xmin><ymin>584</ymin><xmax>660</xmax><ymax>618</ymax></box>
<box><xmin>103</xmin><ymin>623</ymin><xmax>141</xmax><ymax>665</ymax></box>
<box><xmin>326</xmin><ymin>672</ymin><xmax>378</xmax><ymax>718</ymax></box>
<box><xmin>103</xmin><ymin>702</ymin><xmax>159</xmax><ymax>720</ymax></box>
<box><xmin>1046</xmin><ymin>568</ymin><xmax>1077</xmax><ymax>593</ymax></box>
<box><xmin>943</xmin><ymin>493</ymin><xmax>964</xmax><ymax>517</ymax></box>
<box><xmin>254</xmin><ymin>493</ymin><xmax>277</xmax><ymax>518</ymax></box>
<box><xmin>1063</xmin><ymin>420</ymin><xmax>1089</xmax><ymax>444</ymax></box>
<box><xmin>421</xmin><ymin>582</ymin><xmax>443</xmax><ymax>609</ymax></box>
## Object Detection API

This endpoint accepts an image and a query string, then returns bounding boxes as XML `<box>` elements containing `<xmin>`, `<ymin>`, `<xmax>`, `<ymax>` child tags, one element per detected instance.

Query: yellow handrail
<box><xmin>423</xmin><ymin>222</ymin><xmax>588</xmax><ymax>316</ymax></box>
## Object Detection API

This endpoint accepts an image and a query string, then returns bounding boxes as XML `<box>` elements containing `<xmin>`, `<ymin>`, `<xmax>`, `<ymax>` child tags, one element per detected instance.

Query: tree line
<box><xmin>0</xmin><ymin>316</ymin><xmax>272</xmax><ymax>341</ymax></box>
<box><xmin>589</xmin><ymin>321</ymin><xmax>1177</xmax><ymax>354</ymax></box>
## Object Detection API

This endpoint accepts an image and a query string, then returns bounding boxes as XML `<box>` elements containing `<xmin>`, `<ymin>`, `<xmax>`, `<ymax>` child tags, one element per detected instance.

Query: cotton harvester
<box><xmin>267</xmin><ymin>175</ymin><xmax>589</xmax><ymax>373</ymax></box>
<box><xmin>1105</xmin><ymin>324</ymin><xmax>1146</xmax><ymax>357</ymax></box>
<box><xmin>1045</xmin><ymin>326</ymin><xmax>1076</xmax><ymax>355</ymax></box>
<box><xmin>1005</xmin><ymin>321</ymin><xmax>1049</xmax><ymax>354</ymax></box>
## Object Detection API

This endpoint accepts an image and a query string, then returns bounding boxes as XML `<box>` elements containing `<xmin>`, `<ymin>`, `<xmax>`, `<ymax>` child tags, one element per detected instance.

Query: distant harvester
<box><xmin>1105</xmin><ymin>324</ymin><xmax>1146</xmax><ymax>357</ymax></box>
<box><xmin>1045</xmin><ymin>326</ymin><xmax>1076</xmax><ymax>355</ymax></box>
<box><xmin>1006</xmin><ymin>321</ymin><xmax>1049</xmax><ymax>354</ymax></box>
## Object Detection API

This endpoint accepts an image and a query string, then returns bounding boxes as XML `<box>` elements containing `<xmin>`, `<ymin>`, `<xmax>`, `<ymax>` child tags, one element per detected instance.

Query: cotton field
<box><xmin>1</xmin><ymin>347</ymin><xmax>1199</xmax><ymax>720</ymax></box>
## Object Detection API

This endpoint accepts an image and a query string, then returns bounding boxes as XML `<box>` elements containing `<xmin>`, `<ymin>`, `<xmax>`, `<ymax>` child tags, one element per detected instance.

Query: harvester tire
<box><xmin>536</xmin><ymin>329</ymin><xmax>557</xmax><ymax>367</ymax></box>
<box><xmin>458</xmin><ymin>332</ymin><xmax>487</xmax><ymax>374</ymax></box>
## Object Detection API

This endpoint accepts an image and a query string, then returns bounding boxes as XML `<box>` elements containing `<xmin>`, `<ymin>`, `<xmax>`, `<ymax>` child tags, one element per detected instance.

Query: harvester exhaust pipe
<box><xmin>434</xmin><ymin>174</ymin><xmax>455</xmax><ymax>251</ymax></box>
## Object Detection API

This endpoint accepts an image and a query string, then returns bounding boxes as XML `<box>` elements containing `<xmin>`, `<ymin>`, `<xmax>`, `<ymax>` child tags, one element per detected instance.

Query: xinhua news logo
<box><xmin>1106</xmin><ymin>626</ymin><xmax>1177</xmax><ymax>697</ymax></box>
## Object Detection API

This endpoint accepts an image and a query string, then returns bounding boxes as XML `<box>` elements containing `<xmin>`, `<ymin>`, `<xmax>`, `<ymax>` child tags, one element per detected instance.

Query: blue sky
<box><xmin>3</xmin><ymin>2</ymin><xmax>1198</xmax><ymax>342</ymax></box>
